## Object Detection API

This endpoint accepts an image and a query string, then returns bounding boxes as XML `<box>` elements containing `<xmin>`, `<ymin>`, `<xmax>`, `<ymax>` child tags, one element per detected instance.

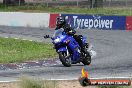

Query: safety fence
<box><xmin>1</xmin><ymin>0</ymin><xmax>132</xmax><ymax>8</ymax></box>
<box><xmin>103</xmin><ymin>0</ymin><xmax>132</xmax><ymax>8</ymax></box>
<box><xmin>0</xmin><ymin>0</ymin><xmax>90</xmax><ymax>7</ymax></box>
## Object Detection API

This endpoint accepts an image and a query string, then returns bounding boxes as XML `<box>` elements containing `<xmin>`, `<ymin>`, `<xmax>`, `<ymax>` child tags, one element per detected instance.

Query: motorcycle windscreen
<box><xmin>52</xmin><ymin>28</ymin><xmax>64</xmax><ymax>38</ymax></box>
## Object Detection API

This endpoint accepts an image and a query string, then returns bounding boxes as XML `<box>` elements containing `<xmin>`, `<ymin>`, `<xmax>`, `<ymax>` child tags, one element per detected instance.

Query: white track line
<box><xmin>0</xmin><ymin>77</ymin><xmax>131</xmax><ymax>83</ymax></box>
<box><xmin>89</xmin><ymin>77</ymin><xmax>132</xmax><ymax>79</ymax></box>
<box><xmin>22</xmin><ymin>39</ymin><xmax>27</xmax><ymax>40</ymax></box>
<box><xmin>14</xmin><ymin>38</ymin><xmax>19</xmax><ymax>39</ymax></box>
<box><xmin>4</xmin><ymin>37</ymin><xmax>8</xmax><ymax>38</ymax></box>
<box><xmin>29</xmin><ymin>40</ymin><xmax>33</xmax><ymax>41</ymax></box>
<box><xmin>0</xmin><ymin>80</ymin><xmax>18</xmax><ymax>83</ymax></box>
<box><xmin>4</xmin><ymin>37</ymin><xmax>33</xmax><ymax>42</ymax></box>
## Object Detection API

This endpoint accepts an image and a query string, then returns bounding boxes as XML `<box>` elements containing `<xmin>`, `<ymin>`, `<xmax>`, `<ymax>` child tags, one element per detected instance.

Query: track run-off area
<box><xmin>0</xmin><ymin>26</ymin><xmax>132</xmax><ymax>82</ymax></box>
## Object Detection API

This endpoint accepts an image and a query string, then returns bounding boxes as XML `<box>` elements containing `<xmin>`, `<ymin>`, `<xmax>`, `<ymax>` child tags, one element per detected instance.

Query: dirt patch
<box><xmin>0</xmin><ymin>82</ymin><xmax>18</xmax><ymax>88</ymax></box>
<box><xmin>58</xmin><ymin>80</ymin><xmax>97</xmax><ymax>88</ymax></box>
<box><xmin>0</xmin><ymin>81</ymin><xmax>97</xmax><ymax>88</ymax></box>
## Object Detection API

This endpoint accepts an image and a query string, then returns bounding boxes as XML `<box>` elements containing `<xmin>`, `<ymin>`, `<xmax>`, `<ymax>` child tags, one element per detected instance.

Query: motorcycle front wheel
<box><xmin>58</xmin><ymin>52</ymin><xmax>71</xmax><ymax>67</ymax></box>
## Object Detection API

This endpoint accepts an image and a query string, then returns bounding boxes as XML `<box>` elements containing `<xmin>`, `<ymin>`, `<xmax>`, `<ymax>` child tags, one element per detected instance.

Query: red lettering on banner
<box><xmin>49</xmin><ymin>14</ymin><xmax>59</xmax><ymax>29</ymax></box>
<box><xmin>126</xmin><ymin>16</ymin><xmax>132</xmax><ymax>30</ymax></box>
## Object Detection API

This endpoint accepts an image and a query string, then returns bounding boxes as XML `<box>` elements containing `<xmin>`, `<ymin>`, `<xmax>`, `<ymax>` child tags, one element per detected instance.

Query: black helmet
<box><xmin>56</xmin><ymin>16</ymin><xmax>66</xmax><ymax>28</ymax></box>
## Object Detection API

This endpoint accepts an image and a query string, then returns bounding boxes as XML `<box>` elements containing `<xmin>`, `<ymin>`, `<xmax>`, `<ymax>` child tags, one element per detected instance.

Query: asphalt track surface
<box><xmin>0</xmin><ymin>26</ymin><xmax>132</xmax><ymax>81</ymax></box>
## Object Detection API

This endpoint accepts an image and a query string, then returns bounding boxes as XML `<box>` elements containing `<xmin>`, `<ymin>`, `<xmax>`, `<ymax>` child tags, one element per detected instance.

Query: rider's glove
<box><xmin>67</xmin><ymin>30</ymin><xmax>76</xmax><ymax>35</ymax></box>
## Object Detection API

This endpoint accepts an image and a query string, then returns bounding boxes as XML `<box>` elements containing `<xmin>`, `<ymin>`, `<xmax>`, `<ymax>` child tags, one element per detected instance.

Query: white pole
<box><xmin>47</xmin><ymin>2</ymin><xmax>48</xmax><ymax>7</ymax></box>
<box><xmin>77</xmin><ymin>0</ymin><xmax>79</xmax><ymax>7</ymax></box>
<box><xmin>19</xmin><ymin>0</ymin><xmax>21</xmax><ymax>6</ymax></box>
<box><xmin>126</xmin><ymin>0</ymin><xmax>127</xmax><ymax>7</ymax></box>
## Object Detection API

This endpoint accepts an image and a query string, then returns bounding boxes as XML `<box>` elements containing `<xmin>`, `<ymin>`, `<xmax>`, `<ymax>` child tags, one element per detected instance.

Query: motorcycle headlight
<box><xmin>54</xmin><ymin>38</ymin><xmax>61</xmax><ymax>43</ymax></box>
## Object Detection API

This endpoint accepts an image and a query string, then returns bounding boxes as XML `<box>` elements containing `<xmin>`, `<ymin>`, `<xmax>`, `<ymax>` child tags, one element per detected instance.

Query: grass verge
<box><xmin>0</xmin><ymin>79</ymin><xmax>131</xmax><ymax>88</ymax></box>
<box><xmin>19</xmin><ymin>76</ymin><xmax>58</xmax><ymax>88</ymax></box>
<box><xmin>18</xmin><ymin>78</ymin><xmax>131</xmax><ymax>88</ymax></box>
<box><xmin>0</xmin><ymin>5</ymin><xmax>132</xmax><ymax>16</ymax></box>
<box><xmin>0</xmin><ymin>37</ymin><xmax>57</xmax><ymax>63</ymax></box>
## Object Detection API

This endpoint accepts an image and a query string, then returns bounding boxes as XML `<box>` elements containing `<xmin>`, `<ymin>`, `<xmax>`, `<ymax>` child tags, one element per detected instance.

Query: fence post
<box><xmin>90</xmin><ymin>0</ymin><xmax>94</xmax><ymax>8</ymax></box>
<box><xmin>109</xmin><ymin>0</ymin><xmax>111</xmax><ymax>7</ymax></box>
<box><xmin>47</xmin><ymin>2</ymin><xmax>48</xmax><ymax>7</ymax></box>
<box><xmin>125</xmin><ymin>0</ymin><xmax>127</xmax><ymax>7</ymax></box>
<box><xmin>19</xmin><ymin>0</ymin><xmax>21</xmax><ymax>6</ymax></box>
<box><xmin>4</xmin><ymin>0</ymin><xmax>7</xmax><ymax>10</ymax></box>
<box><xmin>77</xmin><ymin>0</ymin><xmax>79</xmax><ymax>7</ymax></box>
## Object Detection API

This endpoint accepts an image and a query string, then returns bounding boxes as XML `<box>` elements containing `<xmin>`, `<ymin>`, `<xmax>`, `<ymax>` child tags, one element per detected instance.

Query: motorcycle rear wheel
<box><xmin>82</xmin><ymin>50</ymin><xmax>91</xmax><ymax>65</ymax></box>
<box><xmin>59</xmin><ymin>52</ymin><xmax>71</xmax><ymax>67</ymax></box>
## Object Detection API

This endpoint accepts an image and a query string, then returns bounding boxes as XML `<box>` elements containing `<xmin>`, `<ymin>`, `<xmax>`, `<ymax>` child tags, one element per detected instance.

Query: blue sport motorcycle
<box><xmin>51</xmin><ymin>29</ymin><xmax>91</xmax><ymax>67</ymax></box>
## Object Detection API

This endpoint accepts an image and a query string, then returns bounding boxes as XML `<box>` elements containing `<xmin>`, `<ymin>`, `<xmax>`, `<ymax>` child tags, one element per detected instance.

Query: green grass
<box><xmin>0</xmin><ymin>37</ymin><xmax>57</xmax><ymax>63</ymax></box>
<box><xmin>0</xmin><ymin>4</ymin><xmax>132</xmax><ymax>16</ymax></box>
<box><xmin>19</xmin><ymin>76</ymin><xmax>58</xmax><ymax>88</ymax></box>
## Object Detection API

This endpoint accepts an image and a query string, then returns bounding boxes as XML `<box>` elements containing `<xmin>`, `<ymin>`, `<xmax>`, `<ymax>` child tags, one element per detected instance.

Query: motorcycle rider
<box><xmin>55</xmin><ymin>16</ymin><xmax>84</xmax><ymax>49</ymax></box>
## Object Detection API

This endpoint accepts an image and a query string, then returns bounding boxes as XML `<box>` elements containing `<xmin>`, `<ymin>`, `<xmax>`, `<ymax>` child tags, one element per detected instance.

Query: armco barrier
<box><xmin>126</xmin><ymin>16</ymin><xmax>132</xmax><ymax>30</ymax></box>
<box><xmin>0</xmin><ymin>12</ymin><xmax>50</xmax><ymax>28</ymax></box>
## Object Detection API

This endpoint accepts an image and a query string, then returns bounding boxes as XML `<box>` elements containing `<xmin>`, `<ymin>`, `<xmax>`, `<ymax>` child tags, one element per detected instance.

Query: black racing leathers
<box><xmin>55</xmin><ymin>24</ymin><xmax>76</xmax><ymax>35</ymax></box>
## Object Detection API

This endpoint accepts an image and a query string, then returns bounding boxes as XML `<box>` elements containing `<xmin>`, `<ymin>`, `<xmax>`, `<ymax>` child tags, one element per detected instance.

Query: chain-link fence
<box><xmin>31</xmin><ymin>0</ymin><xmax>90</xmax><ymax>7</ymax></box>
<box><xmin>103</xmin><ymin>0</ymin><xmax>132</xmax><ymax>8</ymax></box>
<box><xmin>0</xmin><ymin>0</ymin><xmax>90</xmax><ymax>7</ymax></box>
<box><xmin>0</xmin><ymin>0</ymin><xmax>132</xmax><ymax>8</ymax></box>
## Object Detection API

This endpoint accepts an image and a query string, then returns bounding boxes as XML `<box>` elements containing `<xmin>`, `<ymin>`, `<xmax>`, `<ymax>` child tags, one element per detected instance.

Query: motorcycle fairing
<box><xmin>57</xmin><ymin>47</ymin><xmax>67</xmax><ymax>52</ymax></box>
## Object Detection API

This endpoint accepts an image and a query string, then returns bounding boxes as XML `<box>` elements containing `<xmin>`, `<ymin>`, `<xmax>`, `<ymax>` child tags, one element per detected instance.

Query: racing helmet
<box><xmin>56</xmin><ymin>16</ymin><xmax>66</xmax><ymax>28</ymax></box>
